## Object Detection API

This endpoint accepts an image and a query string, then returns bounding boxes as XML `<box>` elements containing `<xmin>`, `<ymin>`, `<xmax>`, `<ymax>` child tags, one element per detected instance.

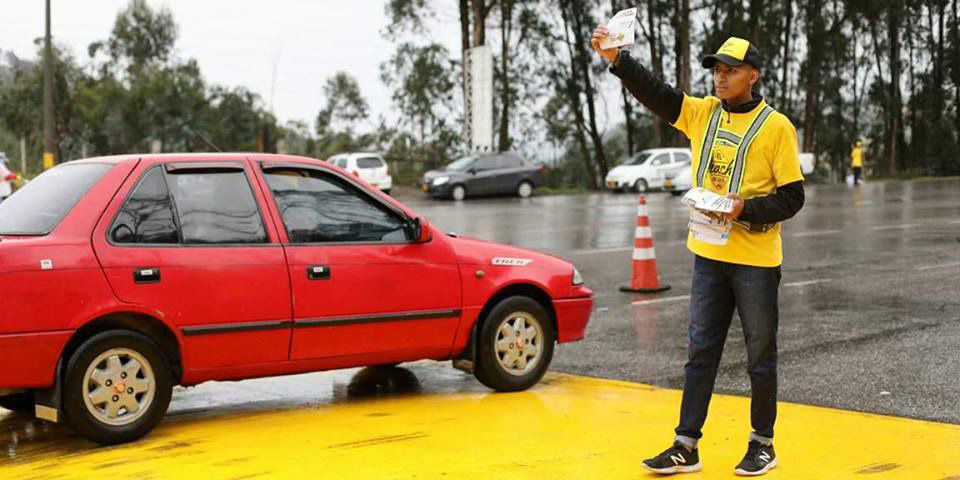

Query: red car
<box><xmin>0</xmin><ymin>154</ymin><xmax>593</xmax><ymax>445</ymax></box>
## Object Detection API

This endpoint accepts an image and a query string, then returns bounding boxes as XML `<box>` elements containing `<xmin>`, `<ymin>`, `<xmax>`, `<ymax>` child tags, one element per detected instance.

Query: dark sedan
<box><xmin>420</xmin><ymin>153</ymin><xmax>543</xmax><ymax>201</ymax></box>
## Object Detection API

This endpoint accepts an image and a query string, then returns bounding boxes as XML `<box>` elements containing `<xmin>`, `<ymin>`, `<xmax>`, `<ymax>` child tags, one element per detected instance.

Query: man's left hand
<box><xmin>725</xmin><ymin>193</ymin><xmax>744</xmax><ymax>221</ymax></box>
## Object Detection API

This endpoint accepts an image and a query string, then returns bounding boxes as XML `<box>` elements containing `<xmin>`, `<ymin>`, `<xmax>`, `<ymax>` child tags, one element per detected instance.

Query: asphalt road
<box><xmin>397</xmin><ymin>179</ymin><xmax>960</xmax><ymax>424</ymax></box>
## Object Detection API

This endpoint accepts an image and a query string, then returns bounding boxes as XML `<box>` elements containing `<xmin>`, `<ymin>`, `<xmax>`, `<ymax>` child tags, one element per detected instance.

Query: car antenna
<box><xmin>185</xmin><ymin>124</ymin><xmax>222</xmax><ymax>152</ymax></box>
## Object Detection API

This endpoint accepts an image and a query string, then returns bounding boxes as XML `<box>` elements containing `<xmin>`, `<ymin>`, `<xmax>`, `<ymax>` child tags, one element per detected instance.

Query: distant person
<box><xmin>850</xmin><ymin>140</ymin><xmax>864</xmax><ymax>186</ymax></box>
<box><xmin>0</xmin><ymin>153</ymin><xmax>17</xmax><ymax>202</ymax></box>
<box><xmin>592</xmin><ymin>30</ymin><xmax>805</xmax><ymax>476</ymax></box>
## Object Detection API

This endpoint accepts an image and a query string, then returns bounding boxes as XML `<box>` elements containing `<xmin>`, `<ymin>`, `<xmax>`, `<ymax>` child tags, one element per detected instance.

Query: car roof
<box><xmin>637</xmin><ymin>147</ymin><xmax>690</xmax><ymax>153</ymax></box>
<box><xmin>68</xmin><ymin>153</ymin><xmax>326</xmax><ymax>166</ymax></box>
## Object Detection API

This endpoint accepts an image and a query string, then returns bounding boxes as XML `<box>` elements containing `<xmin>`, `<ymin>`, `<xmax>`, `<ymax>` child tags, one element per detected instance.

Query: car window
<box><xmin>357</xmin><ymin>157</ymin><xmax>384</xmax><ymax>169</ymax></box>
<box><xmin>263</xmin><ymin>168</ymin><xmax>409</xmax><ymax>244</ymax></box>
<box><xmin>474</xmin><ymin>156</ymin><xmax>498</xmax><ymax>171</ymax></box>
<box><xmin>446</xmin><ymin>155</ymin><xmax>477</xmax><ymax>171</ymax></box>
<box><xmin>0</xmin><ymin>163</ymin><xmax>112</xmax><ymax>235</ymax></box>
<box><xmin>498</xmin><ymin>155</ymin><xmax>522</xmax><ymax>169</ymax></box>
<box><xmin>674</xmin><ymin>151</ymin><xmax>691</xmax><ymax>163</ymax></box>
<box><xmin>649</xmin><ymin>153</ymin><xmax>671</xmax><ymax>166</ymax></box>
<box><xmin>624</xmin><ymin>152</ymin><xmax>652</xmax><ymax>166</ymax></box>
<box><xmin>110</xmin><ymin>167</ymin><xmax>179</xmax><ymax>244</ymax></box>
<box><xmin>335</xmin><ymin>158</ymin><xmax>348</xmax><ymax>169</ymax></box>
<box><xmin>166</xmin><ymin>169</ymin><xmax>267</xmax><ymax>244</ymax></box>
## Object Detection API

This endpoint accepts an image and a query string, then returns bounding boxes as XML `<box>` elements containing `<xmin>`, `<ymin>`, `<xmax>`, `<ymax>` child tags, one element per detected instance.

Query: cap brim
<box><xmin>701</xmin><ymin>53</ymin><xmax>747</xmax><ymax>68</ymax></box>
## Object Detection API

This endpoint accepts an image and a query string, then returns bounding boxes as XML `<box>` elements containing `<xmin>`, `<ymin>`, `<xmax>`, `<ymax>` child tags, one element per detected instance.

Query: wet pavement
<box><xmin>2</xmin><ymin>364</ymin><xmax>958</xmax><ymax>479</ymax></box>
<box><xmin>1</xmin><ymin>179</ymin><xmax>959</xmax><ymax>475</ymax></box>
<box><xmin>397</xmin><ymin>179</ymin><xmax>960</xmax><ymax>425</ymax></box>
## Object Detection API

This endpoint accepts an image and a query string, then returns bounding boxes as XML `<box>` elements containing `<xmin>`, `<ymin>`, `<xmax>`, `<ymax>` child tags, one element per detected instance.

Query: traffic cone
<box><xmin>620</xmin><ymin>195</ymin><xmax>671</xmax><ymax>294</ymax></box>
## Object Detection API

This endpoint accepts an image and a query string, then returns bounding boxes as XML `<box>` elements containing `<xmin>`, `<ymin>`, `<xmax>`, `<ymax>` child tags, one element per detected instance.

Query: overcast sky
<box><xmin>0</xmin><ymin>0</ymin><xmax>464</xmax><ymax>129</ymax></box>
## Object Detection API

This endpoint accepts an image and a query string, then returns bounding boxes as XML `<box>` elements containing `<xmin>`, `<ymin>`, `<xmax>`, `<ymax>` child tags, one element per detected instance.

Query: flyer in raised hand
<box><xmin>600</xmin><ymin>7</ymin><xmax>637</xmax><ymax>50</ymax></box>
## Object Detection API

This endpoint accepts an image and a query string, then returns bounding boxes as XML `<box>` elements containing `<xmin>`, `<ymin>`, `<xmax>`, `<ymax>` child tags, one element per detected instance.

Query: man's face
<box><xmin>713</xmin><ymin>63</ymin><xmax>757</xmax><ymax>101</ymax></box>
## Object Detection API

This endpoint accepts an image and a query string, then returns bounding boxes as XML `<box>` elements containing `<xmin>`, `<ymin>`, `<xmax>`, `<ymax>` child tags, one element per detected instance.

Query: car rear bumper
<box><xmin>554</xmin><ymin>295</ymin><xmax>594</xmax><ymax>343</ymax></box>
<box><xmin>0</xmin><ymin>330</ymin><xmax>72</xmax><ymax>388</ymax></box>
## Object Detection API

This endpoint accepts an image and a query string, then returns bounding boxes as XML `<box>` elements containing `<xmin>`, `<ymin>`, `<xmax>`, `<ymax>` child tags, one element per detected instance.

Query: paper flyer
<box><xmin>682</xmin><ymin>187</ymin><xmax>735</xmax><ymax>214</ymax></box>
<box><xmin>600</xmin><ymin>7</ymin><xmax>637</xmax><ymax>50</ymax></box>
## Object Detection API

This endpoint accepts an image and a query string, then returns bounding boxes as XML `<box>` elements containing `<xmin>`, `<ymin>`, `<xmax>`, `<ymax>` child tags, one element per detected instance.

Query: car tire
<box><xmin>633</xmin><ymin>179</ymin><xmax>649</xmax><ymax>193</ymax></box>
<box><xmin>474</xmin><ymin>296</ymin><xmax>555</xmax><ymax>392</ymax></box>
<box><xmin>0</xmin><ymin>392</ymin><xmax>34</xmax><ymax>413</ymax></box>
<box><xmin>62</xmin><ymin>330</ymin><xmax>173</xmax><ymax>446</ymax></box>
<box><xmin>516</xmin><ymin>181</ymin><xmax>533</xmax><ymax>198</ymax></box>
<box><xmin>450</xmin><ymin>185</ymin><xmax>467</xmax><ymax>201</ymax></box>
<box><xmin>670</xmin><ymin>190</ymin><xmax>684</xmax><ymax>196</ymax></box>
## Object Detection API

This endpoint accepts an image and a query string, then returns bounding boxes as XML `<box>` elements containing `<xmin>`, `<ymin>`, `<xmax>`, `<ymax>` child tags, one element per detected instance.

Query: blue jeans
<box><xmin>675</xmin><ymin>255</ymin><xmax>781</xmax><ymax>441</ymax></box>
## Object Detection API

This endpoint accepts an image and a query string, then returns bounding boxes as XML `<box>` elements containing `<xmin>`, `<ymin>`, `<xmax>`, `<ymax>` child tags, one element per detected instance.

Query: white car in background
<box><xmin>605</xmin><ymin>147</ymin><xmax>691</xmax><ymax>193</ymax></box>
<box><xmin>327</xmin><ymin>152</ymin><xmax>393</xmax><ymax>194</ymax></box>
<box><xmin>664</xmin><ymin>165</ymin><xmax>693</xmax><ymax>196</ymax></box>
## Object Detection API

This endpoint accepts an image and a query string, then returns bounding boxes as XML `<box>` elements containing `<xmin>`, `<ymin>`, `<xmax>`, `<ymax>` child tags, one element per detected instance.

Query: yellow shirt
<box><xmin>851</xmin><ymin>147</ymin><xmax>863</xmax><ymax>167</ymax></box>
<box><xmin>672</xmin><ymin>95</ymin><xmax>804</xmax><ymax>267</ymax></box>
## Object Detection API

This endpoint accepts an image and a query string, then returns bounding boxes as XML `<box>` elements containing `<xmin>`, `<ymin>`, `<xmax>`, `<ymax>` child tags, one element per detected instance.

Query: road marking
<box><xmin>949</xmin><ymin>219</ymin><xmax>960</xmax><ymax>224</ymax></box>
<box><xmin>783</xmin><ymin>279</ymin><xmax>832</xmax><ymax>288</ymax></box>
<box><xmin>631</xmin><ymin>278</ymin><xmax>832</xmax><ymax>305</ymax></box>
<box><xmin>573</xmin><ymin>246</ymin><xmax>633</xmax><ymax>255</ymax></box>
<box><xmin>871</xmin><ymin>224</ymin><xmax>918</xmax><ymax>231</ymax></box>
<box><xmin>917</xmin><ymin>261</ymin><xmax>960</xmax><ymax>271</ymax></box>
<box><xmin>792</xmin><ymin>229</ymin><xmax>841</xmax><ymax>237</ymax></box>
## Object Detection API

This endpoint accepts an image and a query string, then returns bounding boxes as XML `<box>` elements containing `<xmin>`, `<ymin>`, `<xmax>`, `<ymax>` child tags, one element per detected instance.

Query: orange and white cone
<box><xmin>620</xmin><ymin>195</ymin><xmax>671</xmax><ymax>294</ymax></box>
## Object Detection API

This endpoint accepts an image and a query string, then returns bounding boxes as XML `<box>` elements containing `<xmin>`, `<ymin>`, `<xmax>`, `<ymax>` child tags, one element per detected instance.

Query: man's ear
<box><xmin>749</xmin><ymin>68</ymin><xmax>760</xmax><ymax>88</ymax></box>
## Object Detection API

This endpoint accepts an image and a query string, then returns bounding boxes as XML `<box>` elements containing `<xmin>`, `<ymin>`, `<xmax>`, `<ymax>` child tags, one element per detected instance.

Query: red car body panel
<box><xmin>0</xmin><ymin>154</ymin><xmax>594</xmax><ymax>389</ymax></box>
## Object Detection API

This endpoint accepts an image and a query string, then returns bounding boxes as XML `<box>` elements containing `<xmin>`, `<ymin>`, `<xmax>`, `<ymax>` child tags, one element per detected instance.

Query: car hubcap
<box><xmin>453</xmin><ymin>187</ymin><xmax>465</xmax><ymax>201</ymax></box>
<box><xmin>518</xmin><ymin>183</ymin><xmax>532</xmax><ymax>198</ymax></box>
<box><xmin>495</xmin><ymin>312</ymin><xmax>544</xmax><ymax>376</ymax></box>
<box><xmin>636</xmin><ymin>180</ymin><xmax>647</xmax><ymax>193</ymax></box>
<box><xmin>82</xmin><ymin>348</ymin><xmax>155</xmax><ymax>426</ymax></box>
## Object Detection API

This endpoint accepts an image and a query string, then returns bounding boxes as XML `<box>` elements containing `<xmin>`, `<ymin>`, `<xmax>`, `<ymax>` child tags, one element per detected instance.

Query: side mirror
<box><xmin>468</xmin><ymin>168</ymin><xmax>477</xmax><ymax>175</ymax></box>
<box><xmin>411</xmin><ymin>216</ymin><xmax>432</xmax><ymax>243</ymax></box>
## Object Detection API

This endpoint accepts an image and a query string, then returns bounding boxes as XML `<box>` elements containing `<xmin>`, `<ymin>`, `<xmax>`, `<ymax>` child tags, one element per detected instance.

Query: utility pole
<box><xmin>43</xmin><ymin>0</ymin><xmax>55</xmax><ymax>170</ymax></box>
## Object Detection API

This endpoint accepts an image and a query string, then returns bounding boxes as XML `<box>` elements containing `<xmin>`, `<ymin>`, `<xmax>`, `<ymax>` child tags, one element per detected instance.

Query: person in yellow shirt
<box><xmin>850</xmin><ymin>140</ymin><xmax>864</xmax><ymax>185</ymax></box>
<box><xmin>592</xmin><ymin>31</ymin><xmax>805</xmax><ymax>476</ymax></box>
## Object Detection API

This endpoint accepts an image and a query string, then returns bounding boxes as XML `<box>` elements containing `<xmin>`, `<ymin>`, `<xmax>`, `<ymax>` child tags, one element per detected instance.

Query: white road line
<box><xmin>917</xmin><ymin>261</ymin><xmax>960</xmax><ymax>271</ymax></box>
<box><xmin>792</xmin><ymin>229</ymin><xmax>842</xmax><ymax>237</ymax></box>
<box><xmin>573</xmin><ymin>247</ymin><xmax>633</xmax><ymax>255</ymax></box>
<box><xmin>631</xmin><ymin>295</ymin><xmax>690</xmax><ymax>306</ymax></box>
<box><xmin>631</xmin><ymin>279</ymin><xmax>832</xmax><ymax>305</ymax></box>
<box><xmin>949</xmin><ymin>219</ymin><xmax>960</xmax><ymax>224</ymax></box>
<box><xmin>871</xmin><ymin>224</ymin><xmax>918</xmax><ymax>231</ymax></box>
<box><xmin>783</xmin><ymin>279</ymin><xmax>832</xmax><ymax>288</ymax></box>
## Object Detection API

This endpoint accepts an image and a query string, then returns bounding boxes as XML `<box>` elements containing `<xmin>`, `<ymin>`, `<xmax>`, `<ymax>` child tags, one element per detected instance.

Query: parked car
<box><xmin>327</xmin><ymin>152</ymin><xmax>392</xmax><ymax>194</ymax></box>
<box><xmin>420</xmin><ymin>153</ymin><xmax>543</xmax><ymax>200</ymax></box>
<box><xmin>605</xmin><ymin>148</ymin><xmax>691</xmax><ymax>193</ymax></box>
<box><xmin>664</xmin><ymin>164</ymin><xmax>693</xmax><ymax>196</ymax></box>
<box><xmin>0</xmin><ymin>153</ymin><xmax>593</xmax><ymax>445</ymax></box>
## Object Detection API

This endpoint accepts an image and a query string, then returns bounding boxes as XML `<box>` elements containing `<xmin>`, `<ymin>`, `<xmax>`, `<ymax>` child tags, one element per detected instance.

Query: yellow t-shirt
<box><xmin>851</xmin><ymin>147</ymin><xmax>863</xmax><ymax>167</ymax></box>
<box><xmin>672</xmin><ymin>95</ymin><xmax>804</xmax><ymax>267</ymax></box>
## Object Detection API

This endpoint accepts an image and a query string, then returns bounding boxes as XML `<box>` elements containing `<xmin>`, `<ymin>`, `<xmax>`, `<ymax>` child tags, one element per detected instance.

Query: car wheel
<box><xmin>0</xmin><ymin>392</ymin><xmax>34</xmax><ymax>413</ymax></box>
<box><xmin>451</xmin><ymin>185</ymin><xmax>467</xmax><ymax>201</ymax></box>
<box><xmin>474</xmin><ymin>296</ymin><xmax>555</xmax><ymax>392</ymax></box>
<box><xmin>670</xmin><ymin>190</ymin><xmax>684</xmax><ymax>196</ymax></box>
<box><xmin>633</xmin><ymin>178</ymin><xmax>649</xmax><ymax>193</ymax></box>
<box><xmin>516</xmin><ymin>181</ymin><xmax>533</xmax><ymax>198</ymax></box>
<box><xmin>62</xmin><ymin>330</ymin><xmax>173</xmax><ymax>445</ymax></box>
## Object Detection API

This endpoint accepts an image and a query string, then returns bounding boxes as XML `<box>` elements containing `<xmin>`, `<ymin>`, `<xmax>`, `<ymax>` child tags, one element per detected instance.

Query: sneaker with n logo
<box><xmin>642</xmin><ymin>442</ymin><xmax>702</xmax><ymax>474</ymax></box>
<box><xmin>734</xmin><ymin>440</ymin><xmax>778</xmax><ymax>476</ymax></box>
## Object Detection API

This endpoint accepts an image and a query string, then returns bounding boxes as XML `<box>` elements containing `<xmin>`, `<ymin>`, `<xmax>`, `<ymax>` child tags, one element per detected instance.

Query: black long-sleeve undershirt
<box><xmin>739</xmin><ymin>181</ymin><xmax>805</xmax><ymax>224</ymax></box>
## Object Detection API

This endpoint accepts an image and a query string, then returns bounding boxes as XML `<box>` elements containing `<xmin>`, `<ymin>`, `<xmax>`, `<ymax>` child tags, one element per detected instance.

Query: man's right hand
<box><xmin>591</xmin><ymin>25</ymin><xmax>619</xmax><ymax>64</ymax></box>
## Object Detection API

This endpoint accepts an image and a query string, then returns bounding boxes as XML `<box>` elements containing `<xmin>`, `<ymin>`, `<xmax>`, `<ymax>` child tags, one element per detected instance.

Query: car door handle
<box><xmin>307</xmin><ymin>265</ymin><xmax>331</xmax><ymax>280</ymax></box>
<box><xmin>133</xmin><ymin>268</ymin><xmax>161</xmax><ymax>284</ymax></box>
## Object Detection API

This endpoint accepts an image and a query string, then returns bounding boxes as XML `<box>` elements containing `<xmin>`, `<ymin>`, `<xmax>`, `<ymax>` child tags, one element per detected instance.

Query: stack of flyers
<box><xmin>600</xmin><ymin>7</ymin><xmax>637</xmax><ymax>50</ymax></box>
<box><xmin>682</xmin><ymin>188</ymin><xmax>733</xmax><ymax>245</ymax></box>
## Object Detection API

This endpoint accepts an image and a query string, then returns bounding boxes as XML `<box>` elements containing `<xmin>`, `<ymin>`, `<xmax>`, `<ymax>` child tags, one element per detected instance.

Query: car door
<box><xmin>253</xmin><ymin>160</ymin><xmax>462</xmax><ymax>361</ymax></box>
<box><xmin>493</xmin><ymin>154</ymin><xmax>524</xmax><ymax>194</ymax></box>
<box><xmin>465</xmin><ymin>155</ymin><xmax>500</xmax><ymax>195</ymax></box>
<box><xmin>92</xmin><ymin>159</ymin><xmax>292</xmax><ymax>370</ymax></box>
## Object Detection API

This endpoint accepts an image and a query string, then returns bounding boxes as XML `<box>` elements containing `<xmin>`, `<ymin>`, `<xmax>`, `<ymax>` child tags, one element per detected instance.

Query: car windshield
<box><xmin>0</xmin><ymin>163</ymin><xmax>112</xmax><ymax>235</ymax></box>
<box><xmin>446</xmin><ymin>156</ymin><xmax>477</xmax><ymax>171</ymax></box>
<box><xmin>623</xmin><ymin>152</ymin><xmax>654</xmax><ymax>166</ymax></box>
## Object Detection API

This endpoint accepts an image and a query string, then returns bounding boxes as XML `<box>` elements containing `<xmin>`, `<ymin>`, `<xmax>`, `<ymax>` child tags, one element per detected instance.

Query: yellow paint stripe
<box><xmin>1</xmin><ymin>369</ymin><xmax>958</xmax><ymax>479</ymax></box>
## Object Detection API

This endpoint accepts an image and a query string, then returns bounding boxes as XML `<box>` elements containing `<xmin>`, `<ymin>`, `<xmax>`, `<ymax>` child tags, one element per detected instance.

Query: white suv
<box><xmin>605</xmin><ymin>147</ymin><xmax>691</xmax><ymax>193</ymax></box>
<box><xmin>327</xmin><ymin>153</ymin><xmax>393</xmax><ymax>194</ymax></box>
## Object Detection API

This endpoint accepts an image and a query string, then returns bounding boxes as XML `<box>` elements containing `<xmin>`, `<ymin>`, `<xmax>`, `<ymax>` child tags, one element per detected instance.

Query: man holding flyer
<box><xmin>592</xmin><ymin>15</ymin><xmax>805</xmax><ymax>477</ymax></box>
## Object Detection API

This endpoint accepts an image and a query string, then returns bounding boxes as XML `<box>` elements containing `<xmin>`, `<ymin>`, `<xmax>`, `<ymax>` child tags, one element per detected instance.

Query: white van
<box><xmin>327</xmin><ymin>153</ymin><xmax>393</xmax><ymax>194</ymax></box>
<box><xmin>605</xmin><ymin>147</ymin><xmax>691</xmax><ymax>193</ymax></box>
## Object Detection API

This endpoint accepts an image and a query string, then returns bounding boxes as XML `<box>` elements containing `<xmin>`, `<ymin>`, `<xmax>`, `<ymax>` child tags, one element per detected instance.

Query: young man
<box><xmin>592</xmin><ymin>30</ymin><xmax>805</xmax><ymax>476</ymax></box>
<box><xmin>850</xmin><ymin>140</ymin><xmax>864</xmax><ymax>186</ymax></box>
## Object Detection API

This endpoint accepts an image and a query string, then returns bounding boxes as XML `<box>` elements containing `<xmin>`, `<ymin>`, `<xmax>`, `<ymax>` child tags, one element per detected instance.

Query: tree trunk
<box><xmin>673</xmin><ymin>0</ymin><xmax>691</xmax><ymax>147</ymax></box>
<box><xmin>559</xmin><ymin>2</ymin><xmax>598</xmax><ymax>189</ymax></box>
<box><xmin>645</xmin><ymin>0</ymin><xmax>663</xmax><ymax>147</ymax></box>
<box><xmin>801</xmin><ymin>0</ymin><xmax>824</xmax><ymax>153</ymax></box>
<box><xmin>497</xmin><ymin>0</ymin><xmax>512</xmax><ymax>152</ymax></box>
<box><xmin>473</xmin><ymin>0</ymin><xmax>495</xmax><ymax>46</ymax></box>
<box><xmin>887</xmin><ymin>3</ymin><xmax>904</xmax><ymax>174</ymax></box>
<box><xmin>748</xmin><ymin>0</ymin><xmax>763</xmax><ymax>44</ymax></box>
<box><xmin>569</xmin><ymin>3</ymin><xmax>609</xmax><ymax>179</ymax></box>
<box><xmin>780</xmin><ymin>0</ymin><xmax>793</xmax><ymax>111</ymax></box>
